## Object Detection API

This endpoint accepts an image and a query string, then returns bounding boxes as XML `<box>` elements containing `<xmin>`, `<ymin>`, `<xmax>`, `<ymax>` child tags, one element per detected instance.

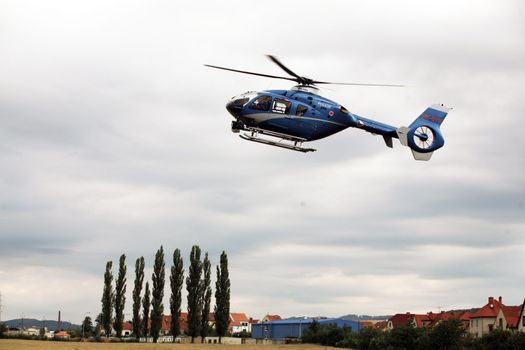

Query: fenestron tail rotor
<box><xmin>205</xmin><ymin>55</ymin><xmax>403</xmax><ymax>88</ymax></box>
<box><xmin>413</xmin><ymin>126</ymin><xmax>435</xmax><ymax>150</ymax></box>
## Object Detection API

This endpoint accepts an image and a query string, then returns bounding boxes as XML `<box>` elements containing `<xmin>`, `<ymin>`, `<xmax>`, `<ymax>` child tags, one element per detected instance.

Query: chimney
<box><xmin>498</xmin><ymin>296</ymin><xmax>502</xmax><ymax>303</ymax></box>
<box><xmin>58</xmin><ymin>310</ymin><xmax>61</xmax><ymax>331</ymax></box>
<box><xmin>488</xmin><ymin>297</ymin><xmax>494</xmax><ymax>304</ymax></box>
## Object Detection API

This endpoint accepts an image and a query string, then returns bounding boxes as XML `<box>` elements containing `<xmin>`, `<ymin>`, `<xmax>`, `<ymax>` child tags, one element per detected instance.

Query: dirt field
<box><xmin>0</xmin><ymin>340</ymin><xmax>334</xmax><ymax>350</ymax></box>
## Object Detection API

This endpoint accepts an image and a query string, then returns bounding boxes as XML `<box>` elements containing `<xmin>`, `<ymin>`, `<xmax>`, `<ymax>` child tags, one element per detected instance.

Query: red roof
<box><xmin>145</xmin><ymin>312</ymin><xmax>189</xmax><ymax>333</ymax></box>
<box><xmin>389</xmin><ymin>313</ymin><xmax>415</xmax><ymax>328</ymax></box>
<box><xmin>471</xmin><ymin>297</ymin><xmax>505</xmax><ymax>318</ymax></box>
<box><xmin>230</xmin><ymin>313</ymin><xmax>249</xmax><ymax>327</ymax></box>
<box><xmin>123</xmin><ymin>322</ymin><xmax>133</xmax><ymax>331</ymax></box>
<box><xmin>54</xmin><ymin>331</ymin><xmax>70</xmax><ymax>338</ymax></box>
<box><xmin>413</xmin><ymin>311</ymin><xmax>472</xmax><ymax>329</ymax></box>
<box><xmin>414</xmin><ymin>314</ymin><xmax>427</xmax><ymax>328</ymax></box>
<box><xmin>263</xmin><ymin>314</ymin><xmax>282</xmax><ymax>321</ymax></box>
<box><xmin>501</xmin><ymin>305</ymin><xmax>522</xmax><ymax>328</ymax></box>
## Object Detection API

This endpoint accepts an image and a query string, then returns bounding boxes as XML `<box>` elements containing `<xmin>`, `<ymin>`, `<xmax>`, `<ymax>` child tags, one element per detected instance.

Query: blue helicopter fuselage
<box><xmin>227</xmin><ymin>88</ymin><xmax>361</xmax><ymax>141</ymax></box>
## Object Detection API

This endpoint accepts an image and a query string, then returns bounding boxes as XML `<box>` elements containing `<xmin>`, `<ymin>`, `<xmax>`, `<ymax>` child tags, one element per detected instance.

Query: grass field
<box><xmin>0</xmin><ymin>340</ymin><xmax>334</xmax><ymax>350</ymax></box>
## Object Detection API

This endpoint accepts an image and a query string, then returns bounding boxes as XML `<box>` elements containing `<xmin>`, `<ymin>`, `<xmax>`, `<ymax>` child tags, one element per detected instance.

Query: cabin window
<box><xmin>250</xmin><ymin>95</ymin><xmax>272</xmax><ymax>111</ymax></box>
<box><xmin>272</xmin><ymin>98</ymin><xmax>291</xmax><ymax>114</ymax></box>
<box><xmin>296</xmin><ymin>104</ymin><xmax>308</xmax><ymax>116</ymax></box>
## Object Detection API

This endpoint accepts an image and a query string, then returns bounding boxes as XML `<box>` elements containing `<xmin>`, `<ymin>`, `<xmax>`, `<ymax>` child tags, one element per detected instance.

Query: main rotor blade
<box><xmin>266</xmin><ymin>55</ymin><xmax>303</xmax><ymax>81</ymax></box>
<box><xmin>204</xmin><ymin>64</ymin><xmax>296</xmax><ymax>82</ymax></box>
<box><xmin>313</xmin><ymin>81</ymin><xmax>404</xmax><ymax>87</ymax></box>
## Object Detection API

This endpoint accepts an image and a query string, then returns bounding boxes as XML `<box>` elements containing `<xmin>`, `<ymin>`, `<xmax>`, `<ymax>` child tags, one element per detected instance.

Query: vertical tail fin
<box><xmin>397</xmin><ymin>104</ymin><xmax>452</xmax><ymax>161</ymax></box>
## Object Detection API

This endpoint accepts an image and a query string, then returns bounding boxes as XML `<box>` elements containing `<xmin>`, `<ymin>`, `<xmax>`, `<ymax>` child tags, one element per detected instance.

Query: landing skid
<box><xmin>239</xmin><ymin>127</ymin><xmax>316</xmax><ymax>153</ymax></box>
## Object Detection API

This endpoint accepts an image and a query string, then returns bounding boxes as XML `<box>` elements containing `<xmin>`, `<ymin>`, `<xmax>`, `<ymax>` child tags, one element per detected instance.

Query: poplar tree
<box><xmin>170</xmin><ymin>249</ymin><xmax>184</xmax><ymax>341</ymax></box>
<box><xmin>150</xmin><ymin>246</ymin><xmax>165</xmax><ymax>343</ymax></box>
<box><xmin>142</xmin><ymin>282</ymin><xmax>151</xmax><ymax>340</ymax></box>
<box><xmin>200</xmin><ymin>252</ymin><xmax>212</xmax><ymax>342</ymax></box>
<box><xmin>132</xmin><ymin>256</ymin><xmax>145</xmax><ymax>340</ymax></box>
<box><xmin>114</xmin><ymin>254</ymin><xmax>127</xmax><ymax>338</ymax></box>
<box><xmin>186</xmin><ymin>245</ymin><xmax>203</xmax><ymax>343</ymax></box>
<box><xmin>214</xmin><ymin>251</ymin><xmax>230</xmax><ymax>343</ymax></box>
<box><xmin>101</xmin><ymin>261</ymin><xmax>114</xmax><ymax>338</ymax></box>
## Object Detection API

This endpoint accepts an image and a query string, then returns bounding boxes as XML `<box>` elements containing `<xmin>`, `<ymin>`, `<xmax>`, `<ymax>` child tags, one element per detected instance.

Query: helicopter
<box><xmin>205</xmin><ymin>55</ymin><xmax>451</xmax><ymax>161</ymax></box>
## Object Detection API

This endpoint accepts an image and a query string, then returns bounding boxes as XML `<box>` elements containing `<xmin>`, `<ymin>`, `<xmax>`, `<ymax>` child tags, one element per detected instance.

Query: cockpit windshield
<box><xmin>229</xmin><ymin>91</ymin><xmax>257</xmax><ymax>107</ymax></box>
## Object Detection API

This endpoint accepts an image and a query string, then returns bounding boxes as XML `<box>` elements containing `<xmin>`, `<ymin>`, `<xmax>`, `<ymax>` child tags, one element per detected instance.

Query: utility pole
<box><xmin>0</xmin><ymin>291</ymin><xmax>3</xmax><ymax>323</ymax></box>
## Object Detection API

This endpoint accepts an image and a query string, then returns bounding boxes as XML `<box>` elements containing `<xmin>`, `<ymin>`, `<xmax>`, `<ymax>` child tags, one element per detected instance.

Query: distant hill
<box><xmin>3</xmin><ymin>318</ymin><xmax>80</xmax><ymax>331</ymax></box>
<box><xmin>340</xmin><ymin>314</ymin><xmax>391</xmax><ymax>321</ymax></box>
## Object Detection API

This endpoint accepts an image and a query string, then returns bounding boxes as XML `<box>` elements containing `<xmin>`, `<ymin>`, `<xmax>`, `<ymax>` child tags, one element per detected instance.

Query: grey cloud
<box><xmin>1</xmin><ymin>0</ymin><xmax>524</xmax><ymax>321</ymax></box>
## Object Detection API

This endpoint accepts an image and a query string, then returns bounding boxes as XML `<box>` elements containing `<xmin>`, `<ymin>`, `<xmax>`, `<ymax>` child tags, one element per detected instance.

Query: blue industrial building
<box><xmin>251</xmin><ymin>318</ymin><xmax>361</xmax><ymax>341</ymax></box>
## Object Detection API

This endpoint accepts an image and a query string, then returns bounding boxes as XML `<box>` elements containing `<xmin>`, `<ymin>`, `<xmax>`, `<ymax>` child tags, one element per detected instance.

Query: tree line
<box><xmin>97</xmin><ymin>245</ymin><xmax>230</xmax><ymax>343</ymax></box>
<box><xmin>301</xmin><ymin>319</ymin><xmax>525</xmax><ymax>350</ymax></box>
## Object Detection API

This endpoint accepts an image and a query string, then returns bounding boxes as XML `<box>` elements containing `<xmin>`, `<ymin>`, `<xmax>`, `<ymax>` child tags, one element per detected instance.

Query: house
<box><xmin>469</xmin><ymin>296</ymin><xmax>505</xmax><ymax>337</ymax></box>
<box><xmin>139</xmin><ymin>312</ymin><xmax>189</xmax><ymax>336</ymax></box>
<box><xmin>252</xmin><ymin>317</ymin><xmax>360</xmax><ymax>341</ymax></box>
<box><xmin>261</xmin><ymin>314</ymin><xmax>282</xmax><ymax>322</ymax></box>
<box><xmin>54</xmin><ymin>330</ymin><xmax>70</xmax><ymax>339</ymax></box>
<box><xmin>230</xmin><ymin>313</ymin><xmax>250</xmax><ymax>334</ymax></box>
<box><xmin>494</xmin><ymin>305</ymin><xmax>522</xmax><ymax>332</ymax></box>
<box><xmin>387</xmin><ymin>313</ymin><xmax>416</xmax><ymax>330</ymax></box>
<box><xmin>374</xmin><ymin>320</ymin><xmax>388</xmax><ymax>331</ymax></box>
<box><xmin>122</xmin><ymin>322</ymin><xmax>133</xmax><ymax>337</ymax></box>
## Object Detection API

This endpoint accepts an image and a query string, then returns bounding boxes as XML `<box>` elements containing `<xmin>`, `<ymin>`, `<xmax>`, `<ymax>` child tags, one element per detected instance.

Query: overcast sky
<box><xmin>1</xmin><ymin>0</ymin><xmax>524</xmax><ymax>324</ymax></box>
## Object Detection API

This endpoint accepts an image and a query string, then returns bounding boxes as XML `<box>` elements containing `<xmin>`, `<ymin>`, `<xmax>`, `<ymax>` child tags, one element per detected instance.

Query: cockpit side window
<box><xmin>250</xmin><ymin>95</ymin><xmax>272</xmax><ymax>111</ymax></box>
<box><xmin>272</xmin><ymin>98</ymin><xmax>291</xmax><ymax>114</ymax></box>
<box><xmin>296</xmin><ymin>104</ymin><xmax>308</xmax><ymax>116</ymax></box>
<box><xmin>340</xmin><ymin>106</ymin><xmax>349</xmax><ymax>114</ymax></box>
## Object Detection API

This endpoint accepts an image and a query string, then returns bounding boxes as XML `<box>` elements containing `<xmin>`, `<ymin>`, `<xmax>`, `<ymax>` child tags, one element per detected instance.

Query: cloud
<box><xmin>0</xmin><ymin>0</ymin><xmax>524</xmax><ymax>322</ymax></box>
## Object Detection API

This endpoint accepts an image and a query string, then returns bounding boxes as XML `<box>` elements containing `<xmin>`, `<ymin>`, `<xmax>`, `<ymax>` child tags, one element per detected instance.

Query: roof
<box><xmin>54</xmin><ymin>331</ymin><xmax>70</xmax><ymax>338</ymax></box>
<box><xmin>123</xmin><ymin>322</ymin><xmax>133</xmax><ymax>331</ymax></box>
<box><xmin>263</xmin><ymin>314</ymin><xmax>282</xmax><ymax>321</ymax></box>
<box><xmin>389</xmin><ymin>313</ymin><xmax>415</xmax><ymax>328</ymax></box>
<box><xmin>414</xmin><ymin>314</ymin><xmax>427</xmax><ymax>328</ymax></box>
<box><xmin>500</xmin><ymin>305</ymin><xmax>522</xmax><ymax>328</ymax></box>
<box><xmin>470</xmin><ymin>297</ymin><xmax>505</xmax><ymax>318</ymax></box>
<box><xmin>145</xmin><ymin>312</ymin><xmax>189</xmax><ymax>332</ymax></box>
<box><xmin>230</xmin><ymin>313</ymin><xmax>249</xmax><ymax>323</ymax></box>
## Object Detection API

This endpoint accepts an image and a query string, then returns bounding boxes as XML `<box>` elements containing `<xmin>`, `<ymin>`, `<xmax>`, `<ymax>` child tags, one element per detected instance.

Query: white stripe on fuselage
<box><xmin>243</xmin><ymin>113</ymin><xmax>348</xmax><ymax>127</ymax></box>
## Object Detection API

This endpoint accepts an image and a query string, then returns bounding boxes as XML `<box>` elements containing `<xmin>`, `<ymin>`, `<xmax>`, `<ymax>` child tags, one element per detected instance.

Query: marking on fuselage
<box><xmin>243</xmin><ymin>113</ymin><xmax>348</xmax><ymax>127</ymax></box>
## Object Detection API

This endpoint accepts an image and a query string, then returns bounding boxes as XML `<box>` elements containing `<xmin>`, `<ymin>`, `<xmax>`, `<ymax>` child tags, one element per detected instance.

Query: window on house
<box><xmin>499</xmin><ymin>318</ymin><xmax>503</xmax><ymax>328</ymax></box>
<box><xmin>272</xmin><ymin>98</ymin><xmax>291</xmax><ymax>114</ymax></box>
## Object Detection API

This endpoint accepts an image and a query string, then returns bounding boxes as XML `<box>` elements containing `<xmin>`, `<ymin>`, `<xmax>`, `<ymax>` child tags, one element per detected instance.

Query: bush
<box><xmin>0</xmin><ymin>323</ymin><xmax>7</xmax><ymax>339</ymax></box>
